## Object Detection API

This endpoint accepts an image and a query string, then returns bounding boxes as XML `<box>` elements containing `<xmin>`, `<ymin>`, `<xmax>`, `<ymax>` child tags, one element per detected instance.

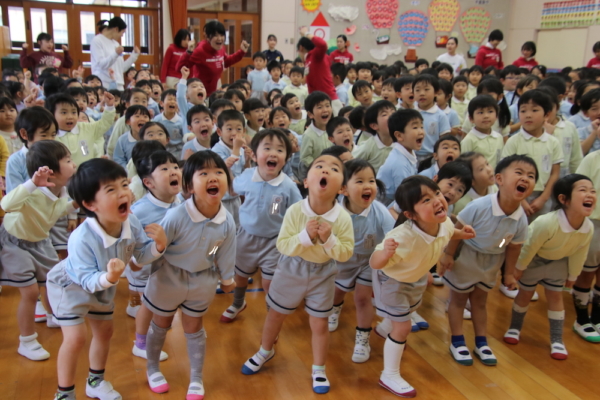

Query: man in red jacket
<box><xmin>475</xmin><ymin>29</ymin><xmax>504</xmax><ymax>70</ymax></box>
<box><xmin>297</xmin><ymin>27</ymin><xmax>343</xmax><ymax>116</ymax></box>
<box><xmin>176</xmin><ymin>21</ymin><xmax>249</xmax><ymax>96</ymax></box>
<box><xmin>20</xmin><ymin>33</ymin><xmax>73</xmax><ymax>81</ymax></box>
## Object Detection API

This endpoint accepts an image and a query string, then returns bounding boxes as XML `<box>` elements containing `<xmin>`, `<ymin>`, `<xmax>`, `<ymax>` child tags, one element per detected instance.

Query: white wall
<box><xmin>261</xmin><ymin>0</ymin><xmax>297</xmax><ymax>60</ymax></box>
<box><xmin>162</xmin><ymin>0</ymin><xmax>173</xmax><ymax>49</ymax></box>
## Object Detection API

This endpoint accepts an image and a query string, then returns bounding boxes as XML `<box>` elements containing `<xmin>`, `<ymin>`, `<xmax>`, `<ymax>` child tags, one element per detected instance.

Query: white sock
<box><xmin>379</xmin><ymin>318</ymin><xmax>393</xmax><ymax>331</ymax></box>
<box><xmin>382</xmin><ymin>336</ymin><xmax>405</xmax><ymax>378</ymax></box>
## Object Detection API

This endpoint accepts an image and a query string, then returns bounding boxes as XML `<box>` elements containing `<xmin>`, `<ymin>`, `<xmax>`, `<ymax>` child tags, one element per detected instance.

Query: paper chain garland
<box><xmin>428</xmin><ymin>0</ymin><xmax>460</xmax><ymax>32</ymax></box>
<box><xmin>398</xmin><ymin>10</ymin><xmax>429</xmax><ymax>47</ymax></box>
<box><xmin>366</xmin><ymin>0</ymin><xmax>400</xmax><ymax>29</ymax></box>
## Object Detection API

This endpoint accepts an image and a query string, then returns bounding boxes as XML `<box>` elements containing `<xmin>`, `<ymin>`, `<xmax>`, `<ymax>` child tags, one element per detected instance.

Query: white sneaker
<box><xmin>328</xmin><ymin>305</ymin><xmax>343</xmax><ymax>332</ymax></box>
<box><xmin>86</xmin><ymin>379</ymin><xmax>122</xmax><ymax>400</ymax></box>
<box><xmin>499</xmin><ymin>284</ymin><xmax>518</xmax><ymax>299</ymax></box>
<box><xmin>132</xmin><ymin>343</ymin><xmax>168</xmax><ymax>361</ymax></box>
<box><xmin>47</xmin><ymin>315</ymin><xmax>60</xmax><ymax>328</ymax></box>
<box><xmin>432</xmin><ymin>273</ymin><xmax>443</xmax><ymax>286</ymax></box>
<box><xmin>463</xmin><ymin>308</ymin><xmax>472</xmax><ymax>320</ymax></box>
<box><xmin>374</xmin><ymin>318</ymin><xmax>392</xmax><ymax>339</ymax></box>
<box><xmin>35</xmin><ymin>301</ymin><xmax>47</xmax><ymax>322</ymax></box>
<box><xmin>379</xmin><ymin>374</ymin><xmax>416</xmax><ymax>397</ymax></box>
<box><xmin>126</xmin><ymin>304</ymin><xmax>140</xmax><ymax>318</ymax></box>
<box><xmin>532</xmin><ymin>291</ymin><xmax>539</xmax><ymax>301</ymax></box>
<box><xmin>18</xmin><ymin>333</ymin><xmax>50</xmax><ymax>361</ymax></box>
<box><xmin>352</xmin><ymin>329</ymin><xmax>371</xmax><ymax>363</ymax></box>
<box><xmin>187</xmin><ymin>381</ymin><xmax>205</xmax><ymax>400</ymax></box>
<box><xmin>445</xmin><ymin>300</ymin><xmax>472</xmax><ymax>320</ymax></box>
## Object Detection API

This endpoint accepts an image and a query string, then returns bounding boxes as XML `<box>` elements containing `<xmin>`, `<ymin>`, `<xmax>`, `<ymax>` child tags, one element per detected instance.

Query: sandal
<box><xmin>550</xmin><ymin>342</ymin><xmax>568</xmax><ymax>360</ymax></box>
<box><xmin>449</xmin><ymin>344</ymin><xmax>473</xmax><ymax>366</ymax></box>
<box><xmin>503</xmin><ymin>329</ymin><xmax>520</xmax><ymax>345</ymax></box>
<box><xmin>473</xmin><ymin>345</ymin><xmax>497</xmax><ymax>366</ymax></box>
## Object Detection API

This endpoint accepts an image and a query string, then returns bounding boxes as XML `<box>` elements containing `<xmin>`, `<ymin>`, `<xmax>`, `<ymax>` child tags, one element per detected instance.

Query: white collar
<box><xmin>193</xmin><ymin>138</ymin><xmax>208</xmax><ymax>151</ymax></box>
<box><xmin>373</xmin><ymin>134</ymin><xmax>388</xmax><ymax>149</ymax></box>
<box><xmin>145</xmin><ymin>192</ymin><xmax>180</xmax><ymax>209</ymax></box>
<box><xmin>577</xmin><ymin>111</ymin><xmax>590</xmax><ymax>121</ymax></box>
<box><xmin>520</xmin><ymin>129</ymin><xmax>549</xmax><ymax>142</ymax></box>
<box><xmin>20</xmin><ymin>146</ymin><xmax>29</xmax><ymax>155</ymax></box>
<box><xmin>392</xmin><ymin>142</ymin><xmax>417</xmax><ymax>165</ymax></box>
<box><xmin>557</xmin><ymin>209</ymin><xmax>592</xmax><ymax>233</ymax></box>
<box><xmin>251</xmin><ymin>168</ymin><xmax>286</xmax><ymax>186</ymax></box>
<box><xmin>184</xmin><ymin>198</ymin><xmax>227</xmax><ymax>224</ymax></box>
<box><xmin>411</xmin><ymin>219</ymin><xmax>448</xmax><ymax>244</ymax></box>
<box><xmin>471</xmin><ymin>128</ymin><xmax>502</xmax><ymax>139</ymax></box>
<box><xmin>556</xmin><ymin>119</ymin><xmax>566</xmax><ymax>128</ymax></box>
<box><xmin>417</xmin><ymin>104</ymin><xmax>440</xmax><ymax>114</ymax></box>
<box><xmin>217</xmin><ymin>138</ymin><xmax>232</xmax><ymax>154</ymax></box>
<box><xmin>490</xmin><ymin>192</ymin><xmax>524</xmax><ymax>221</ymax></box>
<box><xmin>451</xmin><ymin>96</ymin><xmax>467</xmax><ymax>104</ymax></box>
<box><xmin>87</xmin><ymin>217</ymin><xmax>132</xmax><ymax>249</ymax></box>
<box><xmin>127</xmin><ymin>131</ymin><xmax>137</xmax><ymax>142</ymax></box>
<box><xmin>38</xmin><ymin>186</ymin><xmax>69</xmax><ymax>202</ymax></box>
<box><xmin>341</xmin><ymin>197</ymin><xmax>371</xmax><ymax>217</ymax></box>
<box><xmin>468</xmin><ymin>185</ymin><xmax>496</xmax><ymax>200</ymax></box>
<box><xmin>310</xmin><ymin>123</ymin><xmax>327</xmax><ymax>137</ymax></box>
<box><xmin>163</xmin><ymin>113</ymin><xmax>181</xmax><ymax>123</ymax></box>
<box><xmin>57</xmin><ymin>124</ymin><xmax>80</xmax><ymax>137</ymax></box>
<box><xmin>300</xmin><ymin>198</ymin><xmax>342</xmax><ymax>223</ymax></box>
<box><xmin>485</xmin><ymin>42</ymin><xmax>495</xmax><ymax>49</ymax></box>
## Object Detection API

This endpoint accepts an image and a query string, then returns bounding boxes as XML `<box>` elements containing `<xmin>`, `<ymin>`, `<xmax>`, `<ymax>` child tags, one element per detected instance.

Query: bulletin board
<box><xmin>296</xmin><ymin>0</ymin><xmax>510</xmax><ymax>64</ymax></box>
<box><xmin>536</xmin><ymin>27</ymin><xmax>588</xmax><ymax>67</ymax></box>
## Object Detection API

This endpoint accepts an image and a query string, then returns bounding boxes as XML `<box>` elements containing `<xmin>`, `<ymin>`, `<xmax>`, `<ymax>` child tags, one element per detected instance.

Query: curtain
<box><xmin>169</xmin><ymin>0</ymin><xmax>188</xmax><ymax>38</ymax></box>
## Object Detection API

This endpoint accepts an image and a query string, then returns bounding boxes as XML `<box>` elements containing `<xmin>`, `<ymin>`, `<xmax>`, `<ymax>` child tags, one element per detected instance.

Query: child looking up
<box><xmin>453</xmin><ymin>152</ymin><xmax>497</xmax><ymax>215</ymax></box>
<box><xmin>281</xmin><ymin>93</ymin><xmax>307</xmax><ymax>134</ymax></box>
<box><xmin>327</xmin><ymin>116</ymin><xmax>355</xmax><ymax>152</ymax></box>
<box><xmin>419</xmin><ymin>135</ymin><xmax>461</xmax><ymax>179</ymax></box>
<box><xmin>440</xmin><ymin>154</ymin><xmax>537</xmax><ymax>367</ymax></box>
<box><xmin>371</xmin><ymin>175</ymin><xmax>474</xmax><ymax>397</ymax></box>
<box><xmin>377</xmin><ymin>109</ymin><xmax>424</xmax><ymax>205</ymax></box>
<box><xmin>354</xmin><ymin>100</ymin><xmax>395</xmax><ymax>173</ymax></box>
<box><xmin>504</xmin><ymin>174</ymin><xmax>595</xmax><ymax>359</ymax></box>
<box><xmin>243</xmin><ymin>98</ymin><xmax>266</xmax><ymax>137</ymax></box>
<box><xmin>352</xmin><ymin>80</ymin><xmax>374</xmax><ymax>108</ymax></box>
<box><xmin>181</xmin><ymin>104</ymin><xmax>215</xmax><ymax>159</ymax></box>
<box><xmin>220</xmin><ymin>129</ymin><xmax>301</xmax><ymax>322</ymax></box>
<box><xmin>241</xmin><ymin>154</ymin><xmax>354</xmax><ymax>394</ymax></box>
<box><xmin>461</xmin><ymin>95</ymin><xmax>504</xmax><ymax>169</ymax></box>
<box><xmin>113</xmin><ymin>105</ymin><xmax>151</xmax><ymax>168</ymax></box>
<box><xmin>413</xmin><ymin>74</ymin><xmax>451</xmax><ymax>160</ymax></box>
<box><xmin>153</xmin><ymin>89</ymin><xmax>184</xmax><ymax>159</ymax></box>
<box><xmin>282</xmin><ymin>66</ymin><xmax>308</xmax><ymax>106</ymax></box>
<box><xmin>106</xmin><ymin>88</ymin><xmax>149</xmax><ymax>158</ymax></box>
<box><xmin>395</xmin><ymin>76</ymin><xmax>415</xmax><ymax>110</ymax></box>
<box><xmin>299</xmin><ymin>91</ymin><xmax>333</xmax><ymax>179</ymax></box>
<box><xmin>381</xmin><ymin>78</ymin><xmax>398</xmax><ymax>108</ymax></box>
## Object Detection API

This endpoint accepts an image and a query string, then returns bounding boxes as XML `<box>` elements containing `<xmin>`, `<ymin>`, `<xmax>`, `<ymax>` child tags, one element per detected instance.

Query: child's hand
<box><xmin>149</xmin><ymin>108</ymin><xmax>155</xmax><ymax>118</ymax></box>
<box><xmin>22</xmin><ymin>43</ymin><xmax>29</xmax><ymax>50</ymax></box>
<box><xmin>244</xmin><ymin>146</ymin><xmax>252</xmax><ymax>160</ymax></box>
<box><xmin>521</xmin><ymin>199</ymin><xmax>534</xmax><ymax>216</ymax></box>
<box><xmin>438</xmin><ymin>254</ymin><xmax>454</xmax><ymax>276</ymax></box>
<box><xmin>457</xmin><ymin>225</ymin><xmax>476</xmax><ymax>240</ymax></box>
<box><xmin>529</xmin><ymin>197</ymin><xmax>545</xmax><ymax>214</ymax></box>
<box><xmin>565</xmin><ymin>280</ymin><xmax>575</xmax><ymax>289</ymax></box>
<box><xmin>32</xmin><ymin>166</ymin><xmax>55</xmax><ymax>187</ymax></box>
<box><xmin>106</xmin><ymin>258</ymin><xmax>125</xmax><ymax>283</ymax></box>
<box><xmin>67</xmin><ymin>219</ymin><xmax>77</xmax><ymax>232</ymax></box>
<box><xmin>115</xmin><ymin>45</ymin><xmax>124</xmax><ymax>55</ymax></box>
<box><xmin>24</xmin><ymin>70</ymin><xmax>32</xmax><ymax>81</ymax></box>
<box><xmin>306</xmin><ymin>219</ymin><xmax>319</xmax><ymax>240</ymax></box>
<box><xmin>240</xmin><ymin>40</ymin><xmax>250</xmax><ymax>53</ymax></box>
<box><xmin>73</xmin><ymin>65</ymin><xmax>84</xmax><ymax>80</ymax></box>
<box><xmin>108</xmin><ymin>68</ymin><xmax>115</xmax><ymax>80</ymax></box>
<box><xmin>183</xmin><ymin>148</ymin><xmax>194</xmax><ymax>160</ymax></box>
<box><xmin>145</xmin><ymin>223</ymin><xmax>167</xmax><ymax>253</ymax></box>
<box><xmin>382</xmin><ymin>238</ymin><xmax>398</xmax><ymax>259</ymax></box>
<box><xmin>181</xmin><ymin>66</ymin><xmax>190</xmax><ymax>80</ymax></box>
<box><xmin>592</xmin><ymin>119</ymin><xmax>600</xmax><ymax>139</ymax></box>
<box><xmin>299</xmin><ymin>26</ymin><xmax>309</xmax><ymax>36</ymax></box>
<box><xmin>62</xmin><ymin>44</ymin><xmax>69</xmax><ymax>51</ymax></box>
<box><xmin>512</xmin><ymin>269</ymin><xmax>523</xmax><ymax>282</ymax></box>
<box><xmin>317</xmin><ymin>221</ymin><xmax>332</xmax><ymax>243</ymax></box>
<box><xmin>503</xmin><ymin>274</ymin><xmax>518</xmax><ymax>291</ymax></box>
<box><xmin>103</xmin><ymin>91</ymin><xmax>115</xmax><ymax>107</ymax></box>
<box><xmin>233</xmin><ymin>135</ymin><xmax>246</xmax><ymax>153</ymax></box>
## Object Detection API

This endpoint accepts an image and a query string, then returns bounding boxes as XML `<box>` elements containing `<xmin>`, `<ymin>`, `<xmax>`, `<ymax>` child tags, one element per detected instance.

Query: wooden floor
<box><xmin>0</xmin><ymin>276</ymin><xmax>598</xmax><ymax>400</ymax></box>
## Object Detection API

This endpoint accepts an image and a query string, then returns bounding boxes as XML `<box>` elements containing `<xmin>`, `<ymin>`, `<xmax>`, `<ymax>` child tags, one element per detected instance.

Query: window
<box><xmin>8</xmin><ymin>6</ymin><xmax>26</xmax><ymax>49</ymax></box>
<box><xmin>52</xmin><ymin>10</ymin><xmax>68</xmax><ymax>48</ymax></box>
<box><xmin>80</xmin><ymin>11</ymin><xmax>95</xmax><ymax>52</ymax></box>
<box><xmin>30</xmin><ymin>9</ymin><xmax>48</xmax><ymax>49</ymax></box>
<box><xmin>139</xmin><ymin>15</ymin><xmax>150</xmax><ymax>54</ymax></box>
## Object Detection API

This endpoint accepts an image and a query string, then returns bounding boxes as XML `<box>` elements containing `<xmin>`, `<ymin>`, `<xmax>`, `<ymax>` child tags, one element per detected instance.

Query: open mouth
<box><xmin>257</xmin><ymin>118</ymin><xmax>264</xmax><ymax>125</ymax></box>
<box><xmin>320</xmin><ymin>177</ymin><xmax>327</xmax><ymax>188</ymax></box>
<box><xmin>168</xmin><ymin>105</ymin><xmax>176</xmax><ymax>110</ymax></box>
<box><xmin>583</xmin><ymin>201</ymin><xmax>594</xmax><ymax>209</ymax></box>
<box><xmin>344</xmin><ymin>139</ymin><xmax>351</xmax><ymax>146</ymax></box>
<box><xmin>278</xmin><ymin>123</ymin><xmax>286</xmax><ymax>128</ymax></box>
<box><xmin>516</xmin><ymin>184</ymin><xmax>527</xmax><ymax>193</ymax></box>
<box><xmin>169</xmin><ymin>178</ymin><xmax>179</xmax><ymax>187</ymax></box>
<box><xmin>138</xmin><ymin>123</ymin><xmax>145</xmax><ymax>129</ymax></box>
<box><xmin>197</xmin><ymin>93</ymin><xmax>204</xmax><ymax>99</ymax></box>
<box><xmin>444</xmin><ymin>196</ymin><xmax>451</xmax><ymax>204</ymax></box>
<box><xmin>200</xmin><ymin>128</ymin><xmax>209</xmax><ymax>137</ymax></box>
<box><xmin>267</xmin><ymin>160</ymin><xmax>277</xmax><ymax>168</ymax></box>
<box><xmin>362</xmin><ymin>192</ymin><xmax>371</xmax><ymax>201</ymax></box>
<box><xmin>118</xmin><ymin>201</ymin><xmax>128</xmax><ymax>215</ymax></box>
<box><xmin>409</xmin><ymin>95</ymin><xmax>414</xmax><ymax>101</ymax></box>
<box><xmin>416</xmin><ymin>138</ymin><xmax>423</xmax><ymax>145</ymax></box>
<box><xmin>207</xmin><ymin>186</ymin><xmax>219</xmax><ymax>195</ymax></box>
<box><xmin>434</xmin><ymin>207</ymin><xmax>446</xmax><ymax>216</ymax></box>
<box><xmin>321</xmin><ymin>114</ymin><xmax>330</xmax><ymax>120</ymax></box>
<box><xmin>446</xmin><ymin>155</ymin><xmax>454</xmax><ymax>162</ymax></box>
<box><xmin>154</xmin><ymin>91</ymin><xmax>159</xmax><ymax>96</ymax></box>
<box><xmin>295</xmin><ymin>106</ymin><xmax>301</xmax><ymax>112</ymax></box>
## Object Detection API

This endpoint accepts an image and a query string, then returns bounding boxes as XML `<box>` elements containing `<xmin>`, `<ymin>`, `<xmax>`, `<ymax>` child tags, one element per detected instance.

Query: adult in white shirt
<box><xmin>90</xmin><ymin>17</ymin><xmax>140</xmax><ymax>90</ymax></box>
<box><xmin>436</xmin><ymin>37</ymin><xmax>468</xmax><ymax>77</ymax></box>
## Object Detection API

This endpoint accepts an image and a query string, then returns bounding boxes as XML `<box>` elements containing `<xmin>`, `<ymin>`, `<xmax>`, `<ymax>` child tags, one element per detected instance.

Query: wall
<box><xmin>295</xmin><ymin>0</ymin><xmax>510</xmax><ymax>66</ymax></box>
<box><xmin>261</xmin><ymin>0</ymin><xmax>297</xmax><ymax>60</ymax></box>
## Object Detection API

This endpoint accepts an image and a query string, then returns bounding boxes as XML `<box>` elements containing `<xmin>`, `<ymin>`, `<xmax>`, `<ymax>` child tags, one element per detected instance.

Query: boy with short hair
<box><xmin>377</xmin><ymin>109</ymin><xmax>424</xmax><ymax>205</ymax></box>
<box><xmin>248</xmin><ymin>52</ymin><xmax>270</xmax><ymax>103</ymax></box>
<box><xmin>372</xmin><ymin>70</ymin><xmax>385</xmax><ymax>100</ymax></box>
<box><xmin>107</xmin><ymin>88</ymin><xmax>150</xmax><ymax>158</ymax></box>
<box><xmin>282</xmin><ymin>66</ymin><xmax>308</xmax><ymax>105</ymax></box>
<box><xmin>243</xmin><ymin>98</ymin><xmax>266</xmax><ymax>138</ymax></box>
<box><xmin>153</xmin><ymin>89</ymin><xmax>184</xmax><ymax>158</ymax></box>
<box><xmin>500</xmin><ymin>65</ymin><xmax>521</xmax><ymax>106</ymax></box>
<box><xmin>331</xmin><ymin>63</ymin><xmax>349</xmax><ymax>107</ymax></box>
<box><xmin>299</xmin><ymin>91</ymin><xmax>333</xmax><ymax>179</ymax></box>
<box><xmin>354</xmin><ymin>100</ymin><xmax>395</xmax><ymax>173</ymax></box>
<box><xmin>326</xmin><ymin>117</ymin><xmax>354</xmax><ymax>152</ymax></box>
<box><xmin>413</xmin><ymin>74</ymin><xmax>451</xmax><ymax>160</ymax></box>
<box><xmin>352</xmin><ymin>80</ymin><xmax>374</xmax><ymax>108</ymax></box>
<box><xmin>415</xmin><ymin>59</ymin><xmax>429</xmax><ymax>73</ymax></box>
<box><xmin>135</xmin><ymin>80</ymin><xmax>161</xmax><ymax>117</ymax></box>
<box><xmin>182</xmin><ymin>105</ymin><xmax>215</xmax><ymax>159</ymax></box>
<box><xmin>451</xmin><ymin>76</ymin><xmax>470</xmax><ymax>125</ymax></box>
<box><xmin>419</xmin><ymin>135</ymin><xmax>461</xmax><ymax>179</ymax></box>
<box><xmin>394</xmin><ymin>76</ymin><xmax>415</xmax><ymax>110</ymax></box>
<box><xmin>461</xmin><ymin>95</ymin><xmax>504</xmax><ymax>169</ymax></box>
<box><xmin>263</xmin><ymin>60</ymin><xmax>287</xmax><ymax>96</ymax></box>
<box><xmin>113</xmin><ymin>105</ymin><xmax>151</xmax><ymax>168</ymax></box>
<box><xmin>381</xmin><ymin>78</ymin><xmax>398</xmax><ymax>108</ymax></box>
<box><xmin>281</xmin><ymin>93</ymin><xmax>307</xmax><ymax>134</ymax></box>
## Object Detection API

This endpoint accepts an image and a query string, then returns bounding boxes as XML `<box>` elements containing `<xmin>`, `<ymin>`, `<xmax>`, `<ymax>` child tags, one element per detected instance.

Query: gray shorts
<box><xmin>519</xmin><ymin>255</ymin><xmax>568</xmax><ymax>292</ymax></box>
<box><xmin>125</xmin><ymin>263</ymin><xmax>151</xmax><ymax>292</ymax></box>
<box><xmin>267</xmin><ymin>255</ymin><xmax>337</xmax><ymax>318</ymax></box>
<box><xmin>443</xmin><ymin>244</ymin><xmax>504</xmax><ymax>293</ymax></box>
<box><xmin>47</xmin><ymin>261</ymin><xmax>116</xmax><ymax>326</ymax></box>
<box><xmin>0</xmin><ymin>226</ymin><xmax>58</xmax><ymax>287</ymax></box>
<box><xmin>372</xmin><ymin>270</ymin><xmax>428</xmax><ymax>322</ymax></box>
<box><xmin>334</xmin><ymin>253</ymin><xmax>372</xmax><ymax>292</ymax></box>
<box><xmin>235</xmin><ymin>227</ymin><xmax>279</xmax><ymax>280</ymax></box>
<box><xmin>49</xmin><ymin>215</ymin><xmax>70</xmax><ymax>251</ymax></box>
<box><xmin>222</xmin><ymin>196</ymin><xmax>241</xmax><ymax>226</ymax></box>
<box><xmin>583</xmin><ymin>219</ymin><xmax>600</xmax><ymax>272</ymax></box>
<box><xmin>143</xmin><ymin>259</ymin><xmax>218</xmax><ymax>318</ymax></box>
<box><xmin>527</xmin><ymin>191</ymin><xmax>552</xmax><ymax>223</ymax></box>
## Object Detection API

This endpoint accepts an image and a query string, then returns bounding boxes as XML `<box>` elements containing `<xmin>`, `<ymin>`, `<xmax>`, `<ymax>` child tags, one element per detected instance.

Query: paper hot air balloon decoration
<box><xmin>366</xmin><ymin>0</ymin><xmax>399</xmax><ymax>45</ymax></box>
<box><xmin>428</xmin><ymin>0</ymin><xmax>460</xmax><ymax>47</ymax></box>
<box><xmin>398</xmin><ymin>10</ymin><xmax>429</xmax><ymax>62</ymax></box>
<box><xmin>459</xmin><ymin>7</ymin><xmax>491</xmax><ymax>58</ymax></box>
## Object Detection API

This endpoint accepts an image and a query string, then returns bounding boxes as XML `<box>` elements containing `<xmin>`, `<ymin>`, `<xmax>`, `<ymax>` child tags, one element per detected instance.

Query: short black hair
<box><xmin>500</xmin><ymin>65</ymin><xmax>520</xmax><ymax>80</ymax></box>
<box><xmin>125</xmin><ymin>105</ymin><xmax>151</xmax><ymax>121</ymax></box>
<box><xmin>346</xmin><ymin>63</ymin><xmax>357</xmax><ymax>73</ymax></box>
<box><xmin>536</xmin><ymin>86</ymin><xmax>560</xmax><ymax>109</ymax></box>
<box><xmin>436</xmin><ymin>63</ymin><xmax>454</xmax><ymax>76</ymax></box>
<box><xmin>135</xmin><ymin>79</ymin><xmax>151</xmax><ymax>89</ymax></box>
<box><xmin>518</xmin><ymin>89</ymin><xmax>553</xmax><ymax>114</ymax></box>
<box><xmin>85</xmin><ymin>86</ymin><xmax>99</xmax><ymax>103</ymax></box>
<box><xmin>415</xmin><ymin>59</ymin><xmax>429</xmax><ymax>68</ymax></box>
<box><xmin>160</xmin><ymin>88</ymin><xmax>177</xmax><ymax>102</ymax></box>
<box><xmin>137</xmin><ymin>149</ymin><xmax>178</xmax><ymax>190</ymax></box>
<box><xmin>267</xmin><ymin>60</ymin><xmax>281</xmax><ymax>73</ymax></box>
<box><xmin>187</xmin><ymin>104</ymin><xmax>213</xmax><ymax>126</ymax></box>
<box><xmin>356</xmin><ymin>62</ymin><xmax>372</xmax><ymax>74</ymax></box>
<box><xmin>46</xmin><ymin>93</ymin><xmax>79</xmax><ymax>114</ymax></box>
<box><xmin>224</xmin><ymin>89</ymin><xmax>246</xmax><ymax>103</ymax></box>
<box><xmin>532</xmin><ymin>65</ymin><xmax>547</xmax><ymax>77</ymax></box>
<box><xmin>269</xmin><ymin>106</ymin><xmax>291</xmax><ymax>122</ymax></box>
<box><xmin>553</xmin><ymin>174</ymin><xmax>593</xmax><ymax>210</ymax></box>
<box><xmin>0</xmin><ymin>96</ymin><xmax>16</xmax><ymax>112</ymax></box>
<box><xmin>413</xmin><ymin>73</ymin><xmax>440</xmax><ymax>92</ymax></box>
<box><xmin>252</xmin><ymin>52</ymin><xmax>267</xmax><ymax>61</ymax></box>
<box><xmin>538</xmin><ymin>76</ymin><xmax>567</xmax><ymax>96</ymax></box>
<box><xmin>434</xmin><ymin>135</ymin><xmax>461</xmax><ymax>153</ymax></box>
<box><xmin>338</xmin><ymin>105</ymin><xmax>354</xmax><ymax>117</ymax></box>
<box><xmin>267</xmin><ymin>34</ymin><xmax>277</xmax><ymax>41</ymax></box>
<box><xmin>352</xmin><ymin>80</ymin><xmax>372</xmax><ymax>97</ymax></box>
<box><xmin>250</xmin><ymin>128</ymin><xmax>293</xmax><ymax>161</ymax></box>
<box><xmin>280</xmin><ymin>93</ymin><xmax>298</xmax><ymax>110</ymax></box>
<box><xmin>182</xmin><ymin>150</ymin><xmax>231</xmax><ymax>193</ymax></box>
<box><xmin>468</xmin><ymin>94</ymin><xmax>499</xmax><ymax>119</ymax></box>
<box><xmin>26</xmin><ymin>140</ymin><xmax>70</xmax><ymax>178</ymax></box>
<box><xmin>305</xmin><ymin>91</ymin><xmax>331</xmax><ymax>114</ymax></box>
<box><xmin>69</xmin><ymin>159</ymin><xmax>128</xmax><ymax>218</ymax></box>
<box><xmin>330</xmin><ymin>63</ymin><xmax>347</xmax><ymax>82</ymax></box>
<box><xmin>373</xmin><ymin>70</ymin><xmax>387</xmax><ymax>82</ymax></box>
<box><xmin>289</xmin><ymin>66</ymin><xmax>305</xmax><ymax>77</ymax></box>
<box><xmin>174</xmin><ymin>29</ymin><xmax>191</xmax><ymax>48</ymax></box>
<box><xmin>468</xmin><ymin>65</ymin><xmax>484</xmax><ymax>75</ymax></box>
<box><xmin>326</xmin><ymin>117</ymin><xmax>351</xmax><ymax>138</ymax></box>
<box><xmin>348</xmin><ymin>106</ymin><xmax>366</xmax><ymax>130</ymax></box>
<box><xmin>394</xmin><ymin>76</ymin><xmax>415</xmax><ymax>92</ymax></box>
<box><xmin>580</xmin><ymin>88</ymin><xmax>600</xmax><ymax>112</ymax></box>
<box><xmin>297</xmin><ymin>37</ymin><xmax>315</xmax><ymax>52</ymax></box>
<box><xmin>364</xmin><ymin>100</ymin><xmax>396</xmax><ymax>134</ymax></box>
<box><xmin>83</xmin><ymin>74</ymin><xmax>101</xmax><ymax>84</ymax></box>
<box><xmin>243</xmin><ymin>98</ymin><xmax>265</xmax><ymax>114</ymax></box>
<box><xmin>15</xmin><ymin>106</ymin><xmax>58</xmax><ymax>146</ymax></box>
<box><xmin>125</xmin><ymin>88</ymin><xmax>148</xmax><ymax>103</ymax></box>
<box><xmin>67</xmin><ymin>87</ymin><xmax>87</xmax><ymax>102</ymax></box>
<box><xmin>394</xmin><ymin>175</ymin><xmax>439</xmax><ymax>225</ymax></box>
<box><xmin>343</xmin><ymin>158</ymin><xmax>385</xmax><ymax>196</ymax></box>
<box><xmin>495</xmin><ymin>154</ymin><xmax>539</xmax><ymax>182</ymax></box>
<box><xmin>186</xmin><ymin>78</ymin><xmax>204</xmax><ymax>88</ymax></box>
<box><xmin>382</xmin><ymin>77</ymin><xmax>397</xmax><ymax>88</ymax></box>
<box><xmin>43</xmin><ymin>76</ymin><xmax>65</xmax><ymax>98</ymax></box>
<box><xmin>210</xmin><ymin>98</ymin><xmax>235</xmax><ymax>114</ymax></box>
<box><xmin>452</xmin><ymin>75</ymin><xmax>468</xmax><ymax>87</ymax></box>
<box><xmin>438</xmin><ymin>79</ymin><xmax>453</xmax><ymax>97</ymax></box>
<box><xmin>388</xmin><ymin>109</ymin><xmax>423</xmax><ymax>142</ymax></box>
<box><xmin>321</xmin><ymin>145</ymin><xmax>350</xmax><ymax>158</ymax></box>
<box><xmin>140</xmin><ymin>121</ymin><xmax>170</xmax><ymax>140</ymax></box>
<box><xmin>437</xmin><ymin>161</ymin><xmax>472</xmax><ymax>195</ymax></box>
<box><xmin>36</xmin><ymin>33</ymin><xmax>53</xmax><ymax>43</ymax></box>
<box><xmin>217</xmin><ymin>109</ymin><xmax>245</xmax><ymax>128</ymax></box>
<box><xmin>132</xmin><ymin>140</ymin><xmax>166</xmax><ymax>174</ymax></box>
<box><xmin>204</xmin><ymin>20</ymin><xmax>226</xmax><ymax>38</ymax></box>
<box><xmin>521</xmin><ymin>41</ymin><xmax>537</xmax><ymax>57</ymax></box>
<box><xmin>420</xmin><ymin>68</ymin><xmax>439</xmax><ymax>78</ymax></box>
<box><xmin>489</xmin><ymin>29</ymin><xmax>504</xmax><ymax>42</ymax></box>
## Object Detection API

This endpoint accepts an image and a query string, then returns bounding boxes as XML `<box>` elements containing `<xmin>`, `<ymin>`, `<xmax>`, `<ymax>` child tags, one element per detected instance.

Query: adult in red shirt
<box><xmin>475</xmin><ymin>29</ymin><xmax>504</xmax><ymax>70</ymax></box>
<box><xmin>297</xmin><ymin>27</ymin><xmax>343</xmax><ymax>116</ymax></box>
<box><xmin>512</xmin><ymin>41</ymin><xmax>538</xmax><ymax>71</ymax></box>
<box><xmin>176</xmin><ymin>21</ymin><xmax>249</xmax><ymax>96</ymax></box>
<box><xmin>161</xmin><ymin>29</ymin><xmax>191</xmax><ymax>89</ymax></box>
<box><xmin>329</xmin><ymin>34</ymin><xmax>354</xmax><ymax>65</ymax></box>
<box><xmin>586</xmin><ymin>41</ymin><xmax>600</xmax><ymax>69</ymax></box>
<box><xmin>20</xmin><ymin>33</ymin><xmax>73</xmax><ymax>81</ymax></box>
